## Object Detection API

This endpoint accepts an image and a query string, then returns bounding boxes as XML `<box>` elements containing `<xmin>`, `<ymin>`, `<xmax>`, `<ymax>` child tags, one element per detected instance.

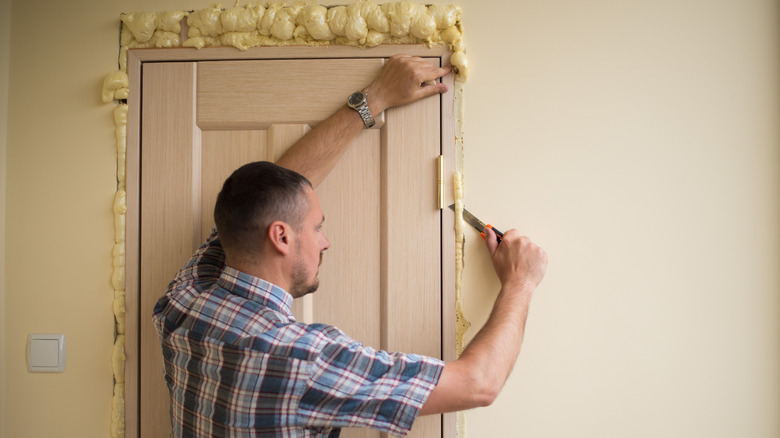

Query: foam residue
<box><xmin>107</xmin><ymin>1</ymin><xmax>467</xmax><ymax>77</ymax></box>
<box><xmin>453</xmin><ymin>170</ymin><xmax>470</xmax><ymax>356</ymax></box>
<box><xmin>110</xmin><ymin>104</ymin><xmax>128</xmax><ymax>438</ymax></box>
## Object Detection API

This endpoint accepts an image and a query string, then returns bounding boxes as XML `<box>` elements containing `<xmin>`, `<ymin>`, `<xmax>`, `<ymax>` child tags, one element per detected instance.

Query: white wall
<box><xmin>2</xmin><ymin>0</ymin><xmax>778</xmax><ymax>437</ymax></box>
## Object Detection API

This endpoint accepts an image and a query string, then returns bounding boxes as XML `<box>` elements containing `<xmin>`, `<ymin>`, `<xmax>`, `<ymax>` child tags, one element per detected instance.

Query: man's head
<box><xmin>214</xmin><ymin>161</ymin><xmax>330</xmax><ymax>297</ymax></box>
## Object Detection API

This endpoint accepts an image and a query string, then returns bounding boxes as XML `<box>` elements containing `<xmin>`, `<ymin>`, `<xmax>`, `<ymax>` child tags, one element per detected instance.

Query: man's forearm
<box><xmin>420</xmin><ymin>284</ymin><xmax>534</xmax><ymax>414</ymax></box>
<box><xmin>421</xmin><ymin>229</ymin><xmax>547</xmax><ymax>415</ymax></box>
<box><xmin>276</xmin><ymin>105</ymin><xmax>365</xmax><ymax>188</ymax></box>
<box><xmin>459</xmin><ymin>283</ymin><xmax>534</xmax><ymax>398</ymax></box>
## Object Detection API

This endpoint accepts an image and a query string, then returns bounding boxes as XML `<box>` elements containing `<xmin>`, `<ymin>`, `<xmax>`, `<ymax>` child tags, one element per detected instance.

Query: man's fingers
<box><xmin>396</xmin><ymin>56</ymin><xmax>451</xmax><ymax>82</ymax></box>
<box><xmin>414</xmin><ymin>64</ymin><xmax>452</xmax><ymax>84</ymax></box>
<box><xmin>427</xmin><ymin>65</ymin><xmax>453</xmax><ymax>80</ymax></box>
<box><xmin>415</xmin><ymin>65</ymin><xmax>450</xmax><ymax>95</ymax></box>
<box><xmin>417</xmin><ymin>82</ymin><xmax>448</xmax><ymax>99</ymax></box>
<box><xmin>366</xmin><ymin>55</ymin><xmax>452</xmax><ymax>111</ymax></box>
<box><xmin>484</xmin><ymin>226</ymin><xmax>499</xmax><ymax>254</ymax></box>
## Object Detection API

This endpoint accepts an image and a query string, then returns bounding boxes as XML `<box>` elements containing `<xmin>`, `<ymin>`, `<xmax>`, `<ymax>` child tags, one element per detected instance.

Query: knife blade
<box><xmin>448</xmin><ymin>204</ymin><xmax>504</xmax><ymax>243</ymax></box>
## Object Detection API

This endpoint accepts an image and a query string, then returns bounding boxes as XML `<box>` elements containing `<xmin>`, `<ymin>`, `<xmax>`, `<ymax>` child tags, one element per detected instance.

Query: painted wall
<box><xmin>0</xmin><ymin>0</ymin><xmax>10</xmax><ymax>432</ymax></box>
<box><xmin>2</xmin><ymin>0</ymin><xmax>778</xmax><ymax>437</ymax></box>
<box><xmin>459</xmin><ymin>1</ymin><xmax>780</xmax><ymax>436</ymax></box>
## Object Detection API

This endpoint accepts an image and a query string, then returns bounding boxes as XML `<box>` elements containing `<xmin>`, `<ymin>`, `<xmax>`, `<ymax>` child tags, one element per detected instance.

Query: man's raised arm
<box><xmin>276</xmin><ymin>55</ymin><xmax>451</xmax><ymax>188</ymax></box>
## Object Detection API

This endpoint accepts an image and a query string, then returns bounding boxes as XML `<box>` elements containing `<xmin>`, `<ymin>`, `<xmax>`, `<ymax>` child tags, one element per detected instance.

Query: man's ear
<box><xmin>267</xmin><ymin>220</ymin><xmax>292</xmax><ymax>255</ymax></box>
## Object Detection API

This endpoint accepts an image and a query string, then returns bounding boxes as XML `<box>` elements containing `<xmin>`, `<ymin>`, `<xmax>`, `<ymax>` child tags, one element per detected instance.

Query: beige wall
<box><xmin>0</xmin><ymin>0</ymin><xmax>10</xmax><ymax>433</ymax></box>
<box><xmin>459</xmin><ymin>0</ymin><xmax>780</xmax><ymax>436</ymax></box>
<box><xmin>2</xmin><ymin>0</ymin><xmax>778</xmax><ymax>437</ymax></box>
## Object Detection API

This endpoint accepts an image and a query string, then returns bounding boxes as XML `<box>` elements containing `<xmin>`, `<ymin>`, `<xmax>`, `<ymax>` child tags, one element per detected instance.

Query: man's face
<box><xmin>289</xmin><ymin>188</ymin><xmax>330</xmax><ymax>298</ymax></box>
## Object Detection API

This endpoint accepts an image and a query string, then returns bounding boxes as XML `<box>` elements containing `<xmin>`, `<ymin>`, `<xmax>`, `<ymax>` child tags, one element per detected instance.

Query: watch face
<box><xmin>348</xmin><ymin>92</ymin><xmax>365</xmax><ymax>107</ymax></box>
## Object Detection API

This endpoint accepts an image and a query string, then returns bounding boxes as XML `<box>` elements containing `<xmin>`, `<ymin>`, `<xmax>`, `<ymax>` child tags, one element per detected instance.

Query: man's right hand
<box><xmin>484</xmin><ymin>227</ymin><xmax>548</xmax><ymax>294</ymax></box>
<box><xmin>420</xmin><ymin>226</ymin><xmax>548</xmax><ymax>416</ymax></box>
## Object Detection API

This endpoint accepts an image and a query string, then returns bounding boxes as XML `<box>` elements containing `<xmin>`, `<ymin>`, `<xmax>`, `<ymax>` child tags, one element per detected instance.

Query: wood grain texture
<box><xmin>140</xmin><ymin>62</ymin><xmax>199</xmax><ymax>438</ymax></box>
<box><xmin>314</xmin><ymin>129</ymin><xmax>382</xmax><ymax>349</ymax></box>
<box><xmin>381</xmin><ymin>62</ymin><xmax>442</xmax><ymax>438</ymax></box>
<box><xmin>127</xmin><ymin>46</ymin><xmax>456</xmax><ymax>438</ymax></box>
<box><xmin>198</xmin><ymin>59</ymin><xmax>385</xmax><ymax>130</ymax></box>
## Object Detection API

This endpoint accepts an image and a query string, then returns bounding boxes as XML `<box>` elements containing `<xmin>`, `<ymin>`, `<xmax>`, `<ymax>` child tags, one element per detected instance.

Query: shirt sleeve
<box><xmin>296</xmin><ymin>326</ymin><xmax>445</xmax><ymax>436</ymax></box>
<box><xmin>154</xmin><ymin>227</ymin><xmax>225</xmax><ymax>320</ymax></box>
<box><xmin>170</xmin><ymin>227</ymin><xmax>225</xmax><ymax>286</ymax></box>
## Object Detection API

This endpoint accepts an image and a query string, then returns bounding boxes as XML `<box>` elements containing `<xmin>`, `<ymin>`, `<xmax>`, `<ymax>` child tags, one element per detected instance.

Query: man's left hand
<box><xmin>363</xmin><ymin>55</ymin><xmax>452</xmax><ymax>114</ymax></box>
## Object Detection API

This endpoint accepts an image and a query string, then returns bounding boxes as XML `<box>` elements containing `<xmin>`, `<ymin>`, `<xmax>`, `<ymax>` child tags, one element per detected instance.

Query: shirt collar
<box><xmin>217</xmin><ymin>266</ymin><xmax>294</xmax><ymax>317</ymax></box>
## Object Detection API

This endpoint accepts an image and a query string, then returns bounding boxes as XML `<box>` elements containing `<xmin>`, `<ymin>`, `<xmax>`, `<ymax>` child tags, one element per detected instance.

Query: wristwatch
<box><xmin>347</xmin><ymin>91</ymin><xmax>375</xmax><ymax>128</ymax></box>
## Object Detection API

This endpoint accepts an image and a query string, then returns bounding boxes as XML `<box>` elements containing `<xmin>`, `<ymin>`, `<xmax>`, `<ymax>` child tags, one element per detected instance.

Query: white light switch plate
<box><xmin>28</xmin><ymin>334</ymin><xmax>66</xmax><ymax>373</ymax></box>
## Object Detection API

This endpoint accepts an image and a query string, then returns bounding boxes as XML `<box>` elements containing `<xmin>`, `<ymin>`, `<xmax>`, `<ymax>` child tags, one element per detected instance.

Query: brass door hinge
<box><xmin>437</xmin><ymin>155</ymin><xmax>445</xmax><ymax>210</ymax></box>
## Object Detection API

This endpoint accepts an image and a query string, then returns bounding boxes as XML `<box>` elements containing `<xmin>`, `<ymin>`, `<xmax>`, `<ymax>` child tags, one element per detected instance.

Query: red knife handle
<box><xmin>480</xmin><ymin>224</ymin><xmax>504</xmax><ymax>243</ymax></box>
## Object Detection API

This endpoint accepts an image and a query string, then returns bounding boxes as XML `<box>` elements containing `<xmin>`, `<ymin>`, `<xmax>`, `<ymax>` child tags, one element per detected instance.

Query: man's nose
<box><xmin>321</xmin><ymin>234</ymin><xmax>331</xmax><ymax>251</ymax></box>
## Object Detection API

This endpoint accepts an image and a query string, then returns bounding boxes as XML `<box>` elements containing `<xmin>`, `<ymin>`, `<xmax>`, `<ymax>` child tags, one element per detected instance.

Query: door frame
<box><xmin>124</xmin><ymin>44</ymin><xmax>457</xmax><ymax>438</ymax></box>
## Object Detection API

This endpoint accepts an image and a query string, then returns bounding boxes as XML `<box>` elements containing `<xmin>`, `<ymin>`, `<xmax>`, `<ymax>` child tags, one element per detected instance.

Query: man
<box><xmin>154</xmin><ymin>55</ymin><xmax>548</xmax><ymax>437</ymax></box>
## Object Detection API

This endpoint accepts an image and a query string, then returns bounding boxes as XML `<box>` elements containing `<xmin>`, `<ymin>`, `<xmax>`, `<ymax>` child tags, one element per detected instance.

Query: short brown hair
<box><xmin>214</xmin><ymin>161</ymin><xmax>312</xmax><ymax>259</ymax></box>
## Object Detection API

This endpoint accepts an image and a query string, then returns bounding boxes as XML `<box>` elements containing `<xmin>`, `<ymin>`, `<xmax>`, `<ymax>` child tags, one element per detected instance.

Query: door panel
<box><xmin>140</xmin><ymin>56</ymin><xmax>443</xmax><ymax>438</ymax></box>
<box><xmin>197</xmin><ymin>59</ymin><xmax>386</xmax><ymax>130</ymax></box>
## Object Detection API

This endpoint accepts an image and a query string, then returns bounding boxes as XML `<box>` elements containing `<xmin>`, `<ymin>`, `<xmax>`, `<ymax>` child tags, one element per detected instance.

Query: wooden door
<box><xmin>126</xmin><ymin>46</ymin><xmax>456</xmax><ymax>438</ymax></box>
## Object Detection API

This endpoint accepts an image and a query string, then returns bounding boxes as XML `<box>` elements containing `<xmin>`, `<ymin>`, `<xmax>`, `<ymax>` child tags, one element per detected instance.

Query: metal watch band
<box><xmin>355</xmin><ymin>105</ymin><xmax>375</xmax><ymax>128</ymax></box>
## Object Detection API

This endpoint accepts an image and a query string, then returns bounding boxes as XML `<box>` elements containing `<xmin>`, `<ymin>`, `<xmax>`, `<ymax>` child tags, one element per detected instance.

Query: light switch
<box><xmin>28</xmin><ymin>334</ymin><xmax>66</xmax><ymax>373</ymax></box>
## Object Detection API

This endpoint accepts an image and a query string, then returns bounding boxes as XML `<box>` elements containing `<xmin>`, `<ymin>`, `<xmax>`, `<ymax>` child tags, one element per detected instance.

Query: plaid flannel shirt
<box><xmin>153</xmin><ymin>229</ymin><xmax>444</xmax><ymax>437</ymax></box>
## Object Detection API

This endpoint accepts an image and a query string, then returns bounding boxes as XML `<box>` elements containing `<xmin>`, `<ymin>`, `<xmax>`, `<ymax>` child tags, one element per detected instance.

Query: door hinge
<box><xmin>437</xmin><ymin>155</ymin><xmax>445</xmax><ymax>210</ymax></box>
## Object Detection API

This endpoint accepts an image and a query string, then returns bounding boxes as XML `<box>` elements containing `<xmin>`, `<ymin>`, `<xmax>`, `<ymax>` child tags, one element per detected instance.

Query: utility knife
<box><xmin>448</xmin><ymin>204</ymin><xmax>504</xmax><ymax>243</ymax></box>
